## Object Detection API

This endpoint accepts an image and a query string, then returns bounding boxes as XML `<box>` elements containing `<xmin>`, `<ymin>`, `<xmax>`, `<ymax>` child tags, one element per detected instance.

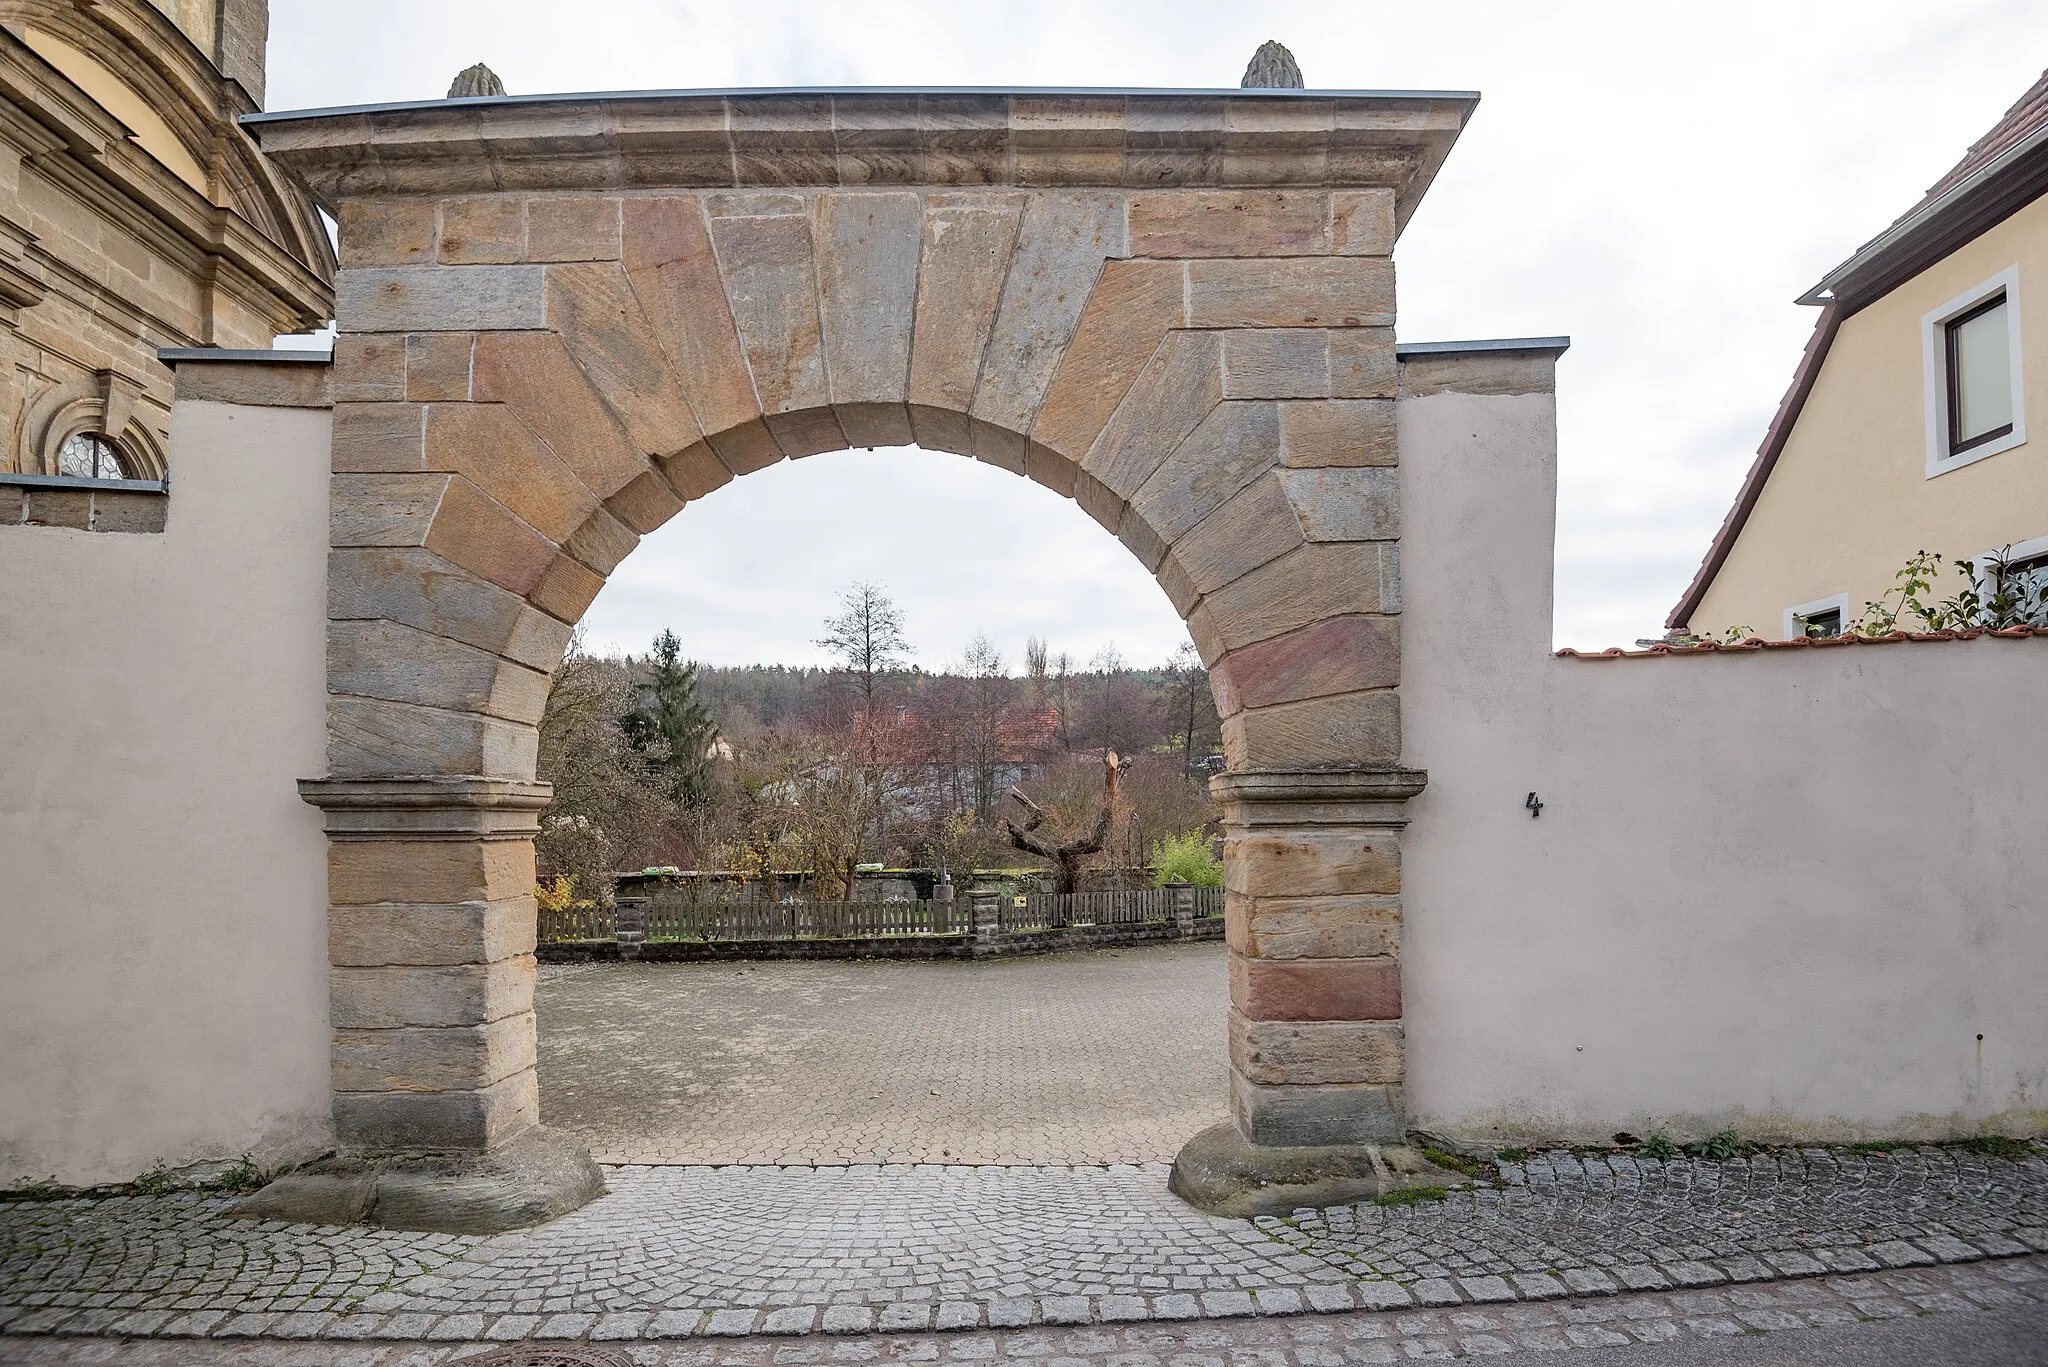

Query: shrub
<box><xmin>1695</xmin><ymin>1130</ymin><xmax>1742</xmax><ymax>1161</ymax></box>
<box><xmin>1150</xmin><ymin>830</ymin><xmax>1223</xmax><ymax>888</ymax></box>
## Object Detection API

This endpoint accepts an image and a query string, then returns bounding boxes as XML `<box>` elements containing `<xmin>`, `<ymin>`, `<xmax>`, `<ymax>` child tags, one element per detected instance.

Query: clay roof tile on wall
<box><xmin>1561</xmin><ymin>626</ymin><xmax>2045</xmax><ymax>660</ymax></box>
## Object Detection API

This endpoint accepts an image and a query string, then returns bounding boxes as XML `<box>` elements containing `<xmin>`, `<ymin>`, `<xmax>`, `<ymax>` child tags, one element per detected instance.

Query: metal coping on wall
<box><xmin>0</xmin><ymin>472</ymin><xmax>168</xmax><ymax>493</ymax></box>
<box><xmin>157</xmin><ymin>348</ymin><xmax>334</xmax><ymax>365</ymax></box>
<box><xmin>240</xmin><ymin>84</ymin><xmax>1484</xmax><ymax>127</ymax></box>
<box><xmin>1395</xmin><ymin>337</ymin><xmax>1571</xmax><ymax>359</ymax></box>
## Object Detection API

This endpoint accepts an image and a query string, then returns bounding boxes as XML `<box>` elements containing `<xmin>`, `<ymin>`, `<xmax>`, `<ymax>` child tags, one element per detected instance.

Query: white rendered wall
<box><xmin>0</xmin><ymin>400</ymin><xmax>333</xmax><ymax>1186</ymax></box>
<box><xmin>1399</xmin><ymin>382</ymin><xmax>2048</xmax><ymax>1145</ymax></box>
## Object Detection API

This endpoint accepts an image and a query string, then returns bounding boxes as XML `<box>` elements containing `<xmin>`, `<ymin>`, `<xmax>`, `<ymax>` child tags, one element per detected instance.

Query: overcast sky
<box><xmin>270</xmin><ymin>0</ymin><xmax>2048</xmax><ymax>666</ymax></box>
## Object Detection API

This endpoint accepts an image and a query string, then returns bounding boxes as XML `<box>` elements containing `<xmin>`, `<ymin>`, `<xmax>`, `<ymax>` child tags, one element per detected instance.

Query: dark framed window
<box><xmin>1945</xmin><ymin>293</ymin><xmax>2015</xmax><ymax>456</ymax></box>
<box><xmin>56</xmin><ymin>431</ymin><xmax>129</xmax><ymax>480</ymax></box>
<box><xmin>1794</xmin><ymin>607</ymin><xmax>1843</xmax><ymax>640</ymax></box>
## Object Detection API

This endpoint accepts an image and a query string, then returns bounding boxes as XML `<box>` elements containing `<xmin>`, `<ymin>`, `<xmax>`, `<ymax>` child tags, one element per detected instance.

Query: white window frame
<box><xmin>1964</xmin><ymin>531</ymin><xmax>2048</xmax><ymax>593</ymax></box>
<box><xmin>1783</xmin><ymin>593</ymin><xmax>1851</xmax><ymax>641</ymax></box>
<box><xmin>1922</xmin><ymin>265</ymin><xmax>2026</xmax><ymax>478</ymax></box>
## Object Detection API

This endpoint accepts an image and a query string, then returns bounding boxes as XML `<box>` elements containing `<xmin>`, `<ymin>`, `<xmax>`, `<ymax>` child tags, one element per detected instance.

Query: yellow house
<box><xmin>1673</xmin><ymin>71</ymin><xmax>2048</xmax><ymax>640</ymax></box>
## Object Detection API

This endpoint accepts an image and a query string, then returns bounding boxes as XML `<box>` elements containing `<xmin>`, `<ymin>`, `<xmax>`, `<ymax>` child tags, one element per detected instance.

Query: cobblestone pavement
<box><xmin>2</xmin><ymin>1148</ymin><xmax>2043</xmax><ymax>1344</ymax></box>
<box><xmin>4</xmin><ymin>1255</ymin><xmax>2045</xmax><ymax>1363</ymax></box>
<box><xmin>533</xmin><ymin>948</ymin><xmax>1228</xmax><ymax>1165</ymax></box>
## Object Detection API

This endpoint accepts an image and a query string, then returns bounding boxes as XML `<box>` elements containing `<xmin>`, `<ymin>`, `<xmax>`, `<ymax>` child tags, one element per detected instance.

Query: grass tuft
<box><xmin>1373</xmin><ymin>1186</ymin><xmax>1449</xmax><ymax>1207</ymax></box>
<box><xmin>1420</xmin><ymin>1147</ymin><xmax>1491</xmax><ymax>1180</ymax></box>
<box><xmin>1954</xmin><ymin>1136</ymin><xmax>2034</xmax><ymax>1162</ymax></box>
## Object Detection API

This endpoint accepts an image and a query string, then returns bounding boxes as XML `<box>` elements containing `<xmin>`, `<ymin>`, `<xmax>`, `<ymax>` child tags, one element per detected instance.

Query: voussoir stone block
<box><xmin>327</xmin><ymin>694</ymin><xmax>539</xmax><ymax>781</ymax></box>
<box><xmin>422</xmin><ymin>476</ymin><xmax>560</xmax><ymax>598</ymax></box>
<box><xmin>1225</xmin><ymin>827</ymin><xmax>1400</xmax><ymax>899</ymax></box>
<box><xmin>472</xmin><ymin>332</ymin><xmax>655</xmax><ymax>506</ymax></box>
<box><xmin>1280</xmin><ymin>399</ymin><xmax>1396</xmax><ymax>467</ymax></box>
<box><xmin>1280</xmin><ymin>466</ymin><xmax>1400</xmax><ymax>541</ymax></box>
<box><xmin>971</xmin><ymin>191</ymin><xmax>1127</xmax><ymax>439</ymax></box>
<box><xmin>1128</xmin><ymin>400</ymin><xmax>1279</xmax><ymax>545</ymax></box>
<box><xmin>1222</xmin><ymin>329</ymin><xmax>1330</xmax><ymax>399</ymax></box>
<box><xmin>333</xmin><ymin>1067</ymin><xmax>539</xmax><ymax>1151</ymax></box>
<box><xmin>1083</xmin><ymin>330</ymin><xmax>1222</xmax><ymax>499</ymax></box>
<box><xmin>1226</xmin><ymin>892</ymin><xmax>1401</xmax><ymax>961</ymax></box>
<box><xmin>1129</xmin><ymin>190</ymin><xmax>1331</xmax><ymax>257</ymax></box>
<box><xmin>1186</xmin><ymin>258</ymin><xmax>1394</xmax><ymax>328</ymax></box>
<box><xmin>329</xmin><ymin>897</ymin><xmax>538</xmax><ymax>968</ymax></box>
<box><xmin>332</xmin><ymin>403</ymin><xmax>425</xmax><ymax>474</ymax></box>
<box><xmin>1223</xmin><ymin>690</ymin><xmax>1401</xmax><ymax>771</ymax></box>
<box><xmin>546</xmin><ymin>263</ymin><xmax>702</xmax><ymax>457</ymax></box>
<box><xmin>621</xmin><ymin>197</ymin><xmax>765</xmax><ymax>438</ymax></box>
<box><xmin>525</xmin><ymin>196</ymin><xmax>623</xmax><ymax>263</ymax></box>
<box><xmin>1194</xmin><ymin>542</ymin><xmax>1390</xmax><ymax>652</ymax></box>
<box><xmin>814</xmin><ymin>192</ymin><xmax>921</xmax><ymax>407</ymax></box>
<box><xmin>331</xmin><ymin>957</ymin><xmax>537</xmax><ymax>1031</ymax></box>
<box><xmin>710</xmin><ymin>210</ymin><xmax>830</xmax><ymax>415</ymax></box>
<box><xmin>1032</xmin><ymin>258</ymin><xmax>1186</xmax><ymax>459</ymax></box>
<box><xmin>337</xmin><ymin>266</ymin><xmax>546</xmax><ymax>334</ymax></box>
<box><xmin>1164</xmin><ymin>472</ymin><xmax>1303</xmax><ymax>597</ymax></box>
<box><xmin>328</xmin><ymin>547</ymin><xmax>570</xmax><ymax>673</ymax></box>
<box><xmin>329</xmin><ymin>619</ymin><xmax>552</xmax><ymax>725</ymax></box>
<box><xmin>1231</xmin><ymin>955</ymin><xmax>1401</xmax><ymax>1022</ymax></box>
<box><xmin>530</xmin><ymin>549</ymin><xmax>606</xmax><ymax>623</ymax></box>
<box><xmin>1210</xmin><ymin>615</ymin><xmax>1399</xmax><ymax>716</ymax></box>
<box><xmin>1230</xmin><ymin>1013</ymin><xmax>1404</xmax><ymax>1086</ymax></box>
<box><xmin>425</xmin><ymin>404</ymin><xmax>599</xmax><ymax>545</ymax></box>
<box><xmin>332</xmin><ymin>1016</ymin><xmax>537</xmax><ymax>1094</ymax></box>
<box><xmin>907</xmin><ymin>197</ymin><xmax>1023</xmax><ymax>417</ymax></box>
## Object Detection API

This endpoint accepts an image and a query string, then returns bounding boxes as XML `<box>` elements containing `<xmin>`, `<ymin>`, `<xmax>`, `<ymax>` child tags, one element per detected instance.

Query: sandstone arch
<box><xmin>252</xmin><ymin>88</ymin><xmax>1471</xmax><ymax>1228</ymax></box>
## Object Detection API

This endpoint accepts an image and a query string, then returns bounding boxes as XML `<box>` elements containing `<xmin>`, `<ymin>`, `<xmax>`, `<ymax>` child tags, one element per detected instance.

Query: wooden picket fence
<box><xmin>536</xmin><ymin>885</ymin><xmax>1224</xmax><ymax>945</ymax></box>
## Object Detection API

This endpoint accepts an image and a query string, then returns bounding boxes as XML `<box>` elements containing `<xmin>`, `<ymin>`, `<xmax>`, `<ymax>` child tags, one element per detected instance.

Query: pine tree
<box><xmin>622</xmin><ymin>629</ymin><xmax>719</xmax><ymax>809</ymax></box>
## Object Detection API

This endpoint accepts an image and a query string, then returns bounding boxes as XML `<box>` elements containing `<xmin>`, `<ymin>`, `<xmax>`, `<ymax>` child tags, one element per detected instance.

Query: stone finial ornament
<box><xmin>1240</xmin><ymin>41</ymin><xmax>1305</xmax><ymax>89</ymax></box>
<box><xmin>448</xmin><ymin>63</ymin><xmax>507</xmax><ymax>99</ymax></box>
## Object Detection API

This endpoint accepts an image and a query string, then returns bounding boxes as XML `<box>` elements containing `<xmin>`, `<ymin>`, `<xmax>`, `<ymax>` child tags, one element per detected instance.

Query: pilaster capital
<box><xmin>1210</xmin><ymin>767</ymin><xmax>1427</xmax><ymax>828</ymax></box>
<box><xmin>298</xmin><ymin>777</ymin><xmax>554</xmax><ymax>841</ymax></box>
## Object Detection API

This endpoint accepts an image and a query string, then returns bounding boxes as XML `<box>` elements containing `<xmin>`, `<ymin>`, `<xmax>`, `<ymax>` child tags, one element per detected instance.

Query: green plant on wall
<box><xmin>1855</xmin><ymin>546</ymin><xmax>2048</xmax><ymax>635</ymax></box>
<box><xmin>1150</xmin><ymin>831</ymin><xmax>1223</xmax><ymax>888</ymax></box>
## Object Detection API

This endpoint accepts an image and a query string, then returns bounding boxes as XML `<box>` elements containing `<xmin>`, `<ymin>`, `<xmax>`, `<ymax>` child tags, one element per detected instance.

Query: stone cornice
<box><xmin>246</xmin><ymin>88</ymin><xmax>1479</xmax><ymax>234</ymax></box>
<box><xmin>299</xmin><ymin>778</ymin><xmax>556</xmax><ymax>841</ymax></box>
<box><xmin>1211</xmin><ymin>768</ymin><xmax>1429</xmax><ymax>827</ymax></box>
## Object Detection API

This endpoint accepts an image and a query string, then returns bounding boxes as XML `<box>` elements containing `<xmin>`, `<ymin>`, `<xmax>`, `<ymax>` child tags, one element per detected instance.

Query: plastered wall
<box><xmin>0</xmin><ymin>398</ymin><xmax>333</xmax><ymax>1187</ymax></box>
<box><xmin>1399</xmin><ymin>375</ymin><xmax>2048</xmax><ymax>1145</ymax></box>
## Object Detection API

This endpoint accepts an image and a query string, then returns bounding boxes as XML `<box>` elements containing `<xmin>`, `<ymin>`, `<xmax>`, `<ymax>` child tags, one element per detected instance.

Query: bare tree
<box><xmin>961</xmin><ymin>633</ymin><xmax>1011</xmax><ymax>820</ymax></box>
<box><xmin>815</xmin><ymin>581</ymin><xmax>912</xmax><ymax>705</ymax></box>
<box><xmin>1024</xmin><ymin>635</ymin><xmax>1049</xmax><ymax>682</ymax></box>
<box><xmin>1163</xmin><ymin>640</ymin><xmax>1217</xmax><ymax>777</ymax></box>
<box><xmin>1000</xmin><ymin>750</ymin><xmax>1120</xmax><ymax>896</ymax></box>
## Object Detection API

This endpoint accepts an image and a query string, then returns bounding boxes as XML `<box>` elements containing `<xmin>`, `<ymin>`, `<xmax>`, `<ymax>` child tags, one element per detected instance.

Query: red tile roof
<box><xmin>1913</xmin><ymin>69</ymin><xmax>2048</xmax><ymax>212</ymax></box>
<box><xmin>1561</xmin><ymin>626</ymin><xmax>2045</xmax><ymax>660</ymax></box>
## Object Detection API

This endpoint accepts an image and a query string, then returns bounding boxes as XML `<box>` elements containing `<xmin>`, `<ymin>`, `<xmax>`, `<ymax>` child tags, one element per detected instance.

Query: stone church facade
<box><xmin>0</xmin><ymin>0</ymin><xmax>328</xmax><ymax>495</ymax></box>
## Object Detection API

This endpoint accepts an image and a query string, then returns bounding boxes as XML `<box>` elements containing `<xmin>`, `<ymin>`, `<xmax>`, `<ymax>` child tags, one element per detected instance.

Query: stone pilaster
<box><xmin>1171</xmin><ymin>767</ymin><xmax>1458</xmax><ymax>1216</ymax></box>
<box><xmin>231</xmin><ymin>778</ymin><xmax>603</xmax><ymax>1233</ymax></box>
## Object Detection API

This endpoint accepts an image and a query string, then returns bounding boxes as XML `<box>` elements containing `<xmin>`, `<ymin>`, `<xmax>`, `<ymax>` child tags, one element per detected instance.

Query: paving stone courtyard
<box><xmin>3</xmin><ymin>1144</ymin><xmax>2043</xmax><ymax>1347</ymax></box>
<box><xmin>532</xmin><ymin>947</ymin><xmax>1229</xmax><ymax>1165</ymax></box>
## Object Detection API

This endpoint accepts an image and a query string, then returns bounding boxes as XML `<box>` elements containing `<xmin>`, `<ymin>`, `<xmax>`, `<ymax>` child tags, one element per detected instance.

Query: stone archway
<box><xmin>250</xmin><ymin>88</ymin><xmax>1469</xmax><ymax>1230</ymax></box>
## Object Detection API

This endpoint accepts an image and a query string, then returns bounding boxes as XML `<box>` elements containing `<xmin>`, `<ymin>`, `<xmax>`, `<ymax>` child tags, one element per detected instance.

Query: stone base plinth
<box><xmin>229</xmin><ymin>1127</ymin><xmax>603</xmax><ymax>1234</ymax></box>
<box><xmin>1167</xmin><ymin>1121</ymin><xmax>1460</xmax><ymax>1218</ymax></box>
